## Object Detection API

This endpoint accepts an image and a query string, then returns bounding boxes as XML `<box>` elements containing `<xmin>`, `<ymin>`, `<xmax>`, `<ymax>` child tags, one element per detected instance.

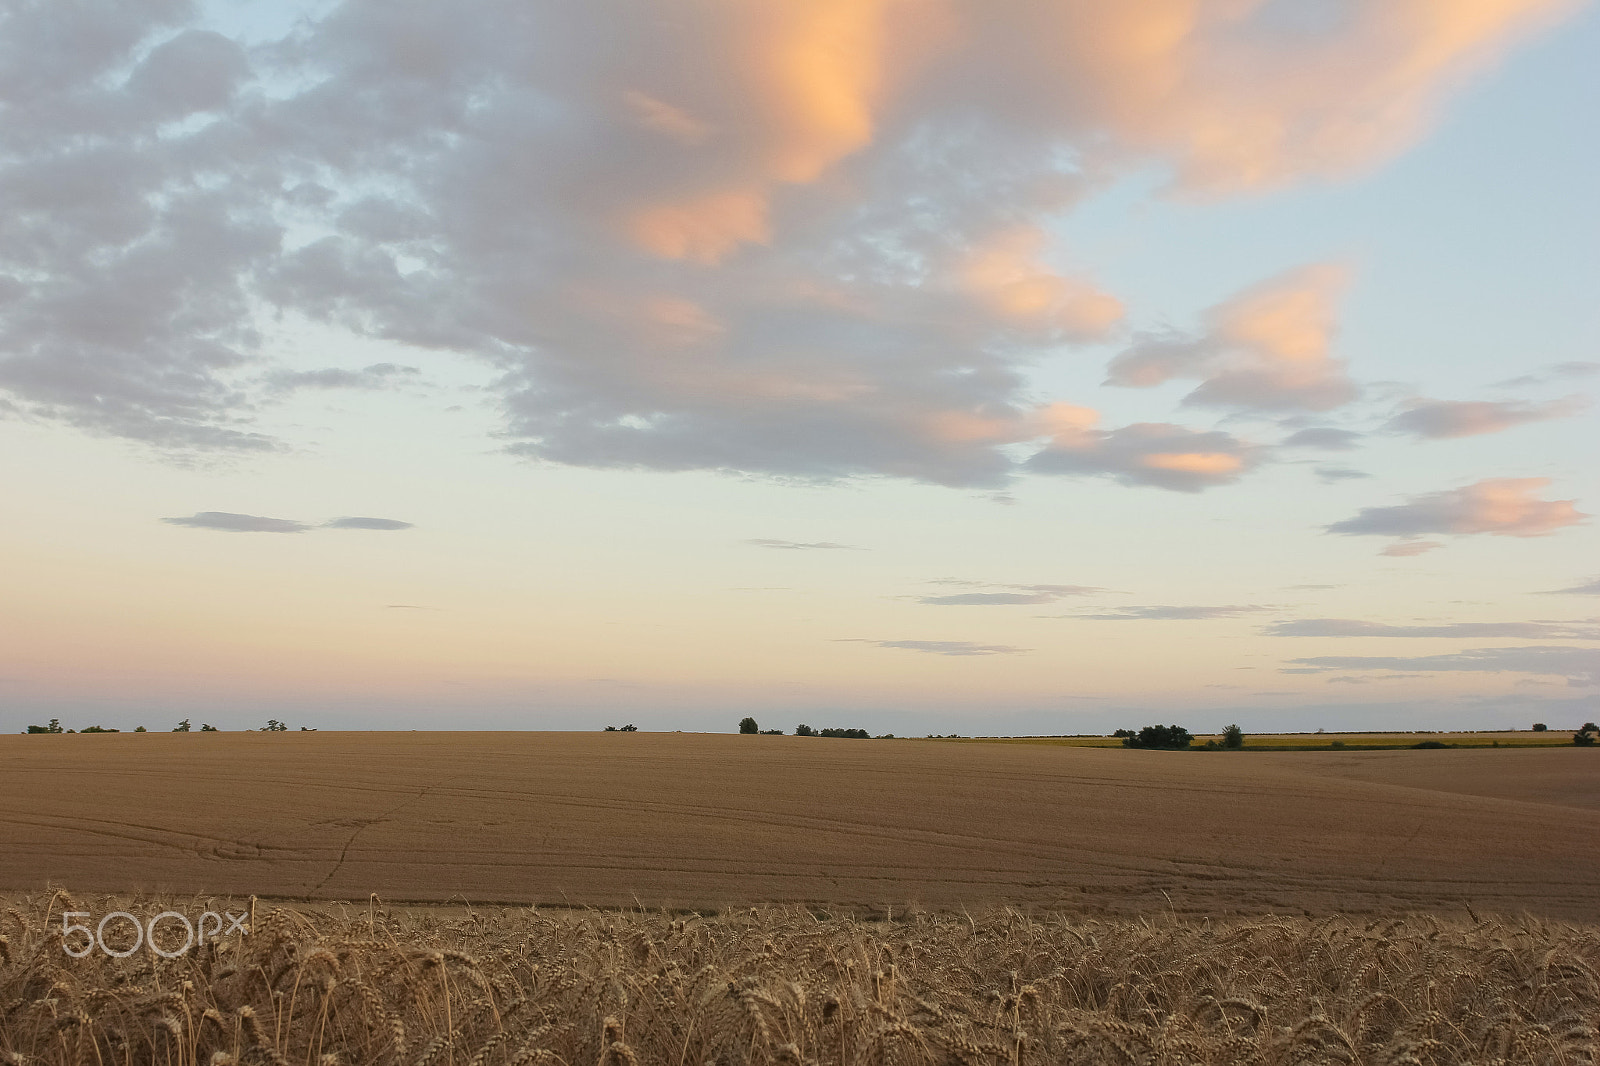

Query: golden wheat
<box><xmin>3</xmin><ymin>891</ymin><xmax>1598</xmax><ymax>1065</ymax></box>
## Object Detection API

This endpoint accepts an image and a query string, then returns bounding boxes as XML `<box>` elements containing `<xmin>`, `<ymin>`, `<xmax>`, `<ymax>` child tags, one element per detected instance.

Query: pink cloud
<box><xmin>1384</xmin><ymin>396</ymin><xmax>1588</xmax><ymax>439</ymax></box>
<box><xmin>1330</xmin><ymin>478</ymin><xmax>1588</xmax><ymax>539</ymax></box>
<box><xmin>1106</xmin><ymin>264</ymin><xmax>1360</xmax><ymax>413</ymax></box>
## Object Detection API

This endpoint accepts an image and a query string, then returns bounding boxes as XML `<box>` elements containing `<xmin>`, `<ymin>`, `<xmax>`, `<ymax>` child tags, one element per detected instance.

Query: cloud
<box><xmin>161</xmin><ymin>511</ymin><xmax>311</xmax><ymax>533</ymax></box>
<box><xmin>1542</xmin><ymin>579</ymin><xmax>1600</xmax><ymax>596</ymax></box>
<box><xmin>1026</xmin><ymin>405</ymin><xmax>1258</xmax><ymax>492</ymax></box>
<box><xmin>324</xmin><ymin>517</ymin><xmax>414</xmax><ymax>530</ymax></box>
<box><xmin>919</xmin><ymin>583</ymin><xmax>1105</xmax><ymax>605</ymax></box>
<box><xmin>746</xmin><ymin>539</ymin><xmax>864</xmax><ymax>551</ymax></box>
<box><xmin>1267</xmin><ymin>619</ymin><xmax>1600</xmax><ymax>640</ymax></box>
<box><xmin>1493</xmin><ymin>361</ymin><xmax>1600</xmax><ymax>388</ymax></box>
<box><xmin>1383</xmin><ymin>396</ymin><xmax>1587</xmax><ymax>439</ymax></box>
<box><xmin>1328</xmin><ymin>479</ymin><xmax>1586</xmax><ymax>539</ymax></box>
<box><xmin>1379</xmin><ymin>539</ymin><xmax>1443</xmax><ymax>557</ymax></box>
<box><xmin>1316</xmin><ymin>467</ymin><xmax>1372</xmax><ymax>483</ymax></box>
<box><xmin>839</xmin><ymin>639</ymin><xmax>1028</xmax><ymax>656</ymax></box>
<box><xmin>1066</xmin><ymin>605</ymin><xmax>1272</xmax><ymax>621</ymax></box>
<box><xmin>1286</xmin><ymin>646</ymin><xmax>1600</xmax><ymax>687</ymax></box>
<box><xmin>266</xmin><ymin>363</ymin><xmax>420</xmax><ymax>393</ymax></box>
<box><xmin>0</xmin><ymin>0</ymin><xmax>1578</xmax><ymax>480</ymax></box>
<box><xmin>1281</xmin><ymin>427</ymin><xmax>1364</xmax><ymax>450</ymax></box>
<box><xmin>1105</xmin><ymin>264</ymin><xmax>1360</xmax><ymax>413</ymax></box>
<box><xmin>162</xmin><ymin>512</ymin><xmax>412</xmax><ymax>532</ymax></box>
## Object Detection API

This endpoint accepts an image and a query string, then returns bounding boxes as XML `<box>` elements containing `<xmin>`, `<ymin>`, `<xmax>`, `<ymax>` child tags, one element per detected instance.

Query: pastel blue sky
<box><xmin>1</xmin><ymin>0</ymin><xmax>1596</xmax><ymax>734</ymax></box>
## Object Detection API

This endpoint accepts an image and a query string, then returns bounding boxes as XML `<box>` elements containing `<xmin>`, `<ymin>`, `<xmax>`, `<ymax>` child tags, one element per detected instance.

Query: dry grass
<box><xmin>4</xmin><ymin>891</ymin><xmax>1599</xmax><ymax>1066</ymax></box>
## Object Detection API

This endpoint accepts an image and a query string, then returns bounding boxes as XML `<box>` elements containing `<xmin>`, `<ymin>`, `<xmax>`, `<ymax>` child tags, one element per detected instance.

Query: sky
<box><xmin>1</xmin><ymin>0</ymin><xmax>1597</xmax><ymax>735</ymax></box>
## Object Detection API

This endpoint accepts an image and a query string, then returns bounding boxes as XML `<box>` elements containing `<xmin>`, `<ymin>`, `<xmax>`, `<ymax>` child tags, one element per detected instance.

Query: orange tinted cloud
<box><xmin>1330</xmin><ymin>478</ymin><xmax>1588</xmax><ymax>539</ymax></box>
<box><xmin>960</xmin><ymin>0</ymin><xmax>1582</xmax><ymax>191</ymax></box>
<box><xmin>1107</xmin><ymin>263</ymin><xmax>1358</xmax><ymax>412</ymax></box>
<box><xmin>959</xmin><ymin>228</ymin><xmax>1123</xmax><ymax>340</ymax></box>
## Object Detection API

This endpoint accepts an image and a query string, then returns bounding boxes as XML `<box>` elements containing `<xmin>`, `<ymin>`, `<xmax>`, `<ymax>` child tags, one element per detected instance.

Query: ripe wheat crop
<box><xmin>4</xmin><ymin>891</ymin><xmax>1598</xmax><ymax>1066</ymax></box>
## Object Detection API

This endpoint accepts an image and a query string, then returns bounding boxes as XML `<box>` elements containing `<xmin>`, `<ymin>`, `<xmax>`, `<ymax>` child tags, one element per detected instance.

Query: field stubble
<box><xmin>3</xmin><ymin>890</ymin><xmax>1599</xmax><ymax>1066</ymax></box>
<box><xmin>1</xmin><ymin>733</ymin><xmax>1598</xmax><ymax>919</ymax></box>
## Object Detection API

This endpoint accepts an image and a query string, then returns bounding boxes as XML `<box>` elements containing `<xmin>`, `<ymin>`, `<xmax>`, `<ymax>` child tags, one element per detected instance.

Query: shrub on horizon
<box><xmin>1575</xmin><ymin>723</ymin><xmax>1598</xmax><ymax>746</ymax></box>
<box><xmin>1532</xmin><ymin>722</ymin><xmax>1548</xmax><ymax>732</ymax></box>
<box><xmin>1221</xmin><ymin>724</ymin><xmax>1244</xmax><ymax>750</ymax></box>
<box><xmin>1122</xmin><ymin>725</ymin><xmax>1192</xmax><ymax>750</ymax></box>
<box><xmin>739</xmin><ymin>717</ymin><xmax>759</xmax><ymax>734</ymax></box>
<box><xmin>24</xmin><ymin>719</ymin><xmax>64</xmax><ymax>734</ymax></box>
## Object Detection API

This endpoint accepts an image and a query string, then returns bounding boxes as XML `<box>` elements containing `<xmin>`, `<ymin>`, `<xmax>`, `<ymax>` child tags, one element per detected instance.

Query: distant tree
<box><xmin>173</xmin><ymin>719</ymin><xmax>191</xmax><ymax>732</ymax></box>
<box><xmin>200</xmin><ymin>723</ymin><xmax>219</xmax><ymax>732</ymax></box>
<box><xmin>1123</xmin><ymin>725</ymin><xmax>1192</xmax><ymax>750</ymax></box>
<box><xmin>80</xmin><ymin>725</ymin><xmax>119</xmax><ymax>733</ymax></box>
<box><xmin>739</xmin><ymin>717</ymin><xmax>760</xmax><ymax>734</ymax></box>
<box><xmin>1575</xmin><ymin>724</ymin><xmax>1598</xmax><ymax>747</ymax></box>
<box><xmin>619</xmin><ymin>724</ymin><xmax>637</xmax><ymax>732</ymax></box>
<box><xmin>1111</xmin><ymin>729</ymin><xmax>1133</xmax><ymax>739</ymax></box>
<box><xmin>1531</xmin><ymin>722</ymin><xmax>1548</xmax><ymax>732</ymax></box>
<box><xmin>263</xmin><ymin>719</ymin><xmax>289</xmax><ymax>732</ymax></box>
<box><xmin>135</xmin><ymin>726</ymin><xmax>147</xmax><ymax>732</ymax></box>
<box><xmin>25</xmin><ymin>719</ymin><xmax>64</xmax><ymax>734</ymax></box>
<box><xmin>1221</xmin><ymin>724</ymin><xmax>1244</xmax><ymax>750</ymax></box>
<box><xmin>759</xmin><ymin>728</ymin><xmax>782</xmax><ymax>734</ymax></box>
<box><xmin>817</xmin><ymin>727</ymin><xmax>870</xmax><ymax>739</ymax></box>
<box><xmin>794</xmin><ymin>724</ymin><xmax>815</xmax><ymax>736</ymax></box>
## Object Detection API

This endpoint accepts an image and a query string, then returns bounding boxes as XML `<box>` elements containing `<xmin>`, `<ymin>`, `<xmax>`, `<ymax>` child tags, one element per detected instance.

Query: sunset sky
<box><xmin>2</xmin><ymin>0</ymin><xmax>1596</xmax><ymax>735</ymax></box>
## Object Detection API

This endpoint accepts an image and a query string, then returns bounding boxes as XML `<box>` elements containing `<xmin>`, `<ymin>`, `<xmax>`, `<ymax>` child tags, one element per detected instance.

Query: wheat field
<box><xmin>4</xmin><ymin>891</ymin><xmax>1599</xmax><ymax>1066</ymax></box>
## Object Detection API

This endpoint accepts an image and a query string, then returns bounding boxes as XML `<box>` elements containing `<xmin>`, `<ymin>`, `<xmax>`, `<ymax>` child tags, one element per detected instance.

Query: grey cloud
<box><xmin>1286</xmin><ymin>646</ymin><xmax>1600</xmax><ymax>687</ymax></box>
<box><xmin>0</xmin><ymin>0</ymin><xmax>1569</xmax><ymax>487</ymax></box>
<box><xmin>1281</xmin><ymin>427</ymin><xmax>1364</xmax><ymax>450</ymax></box>
<box><xmin>1541</xmin><ymin>579</ymin><xmax>1600</xmax><ymax>596</ymax></box>
<box><xmin>1027</xmin><ymin>422</ymin><xmax>1258</xmax><ymax>492</ymax></box>
<box><xmin>324</xmin><ymin>516</ymin><xmax>414</xmax><ymax>530</ymax></box>
<box><xmin>1266</xmin><ymin>619</ymin><xmax>1600</xmax><ymax>640</ymax></box>
<box><xmin>1493</xmin><ymin>361</ymin><xmax>1600</xmax><ymax>388</ymax></box>
<box><xmin>1067</xmin><ymin>605</ymin><xmax>1272</xmax><ymax>621</ymax></box>
<box><xmin>746</xmin><ymin>539</ymin><xmax>864</xmax><ymax>551</ymax></box>
<box><xmin>1383</xmin><ymin>396</ymin><xmax>1587</xmax><ymax>439</ymax></box>
<box><xmin>919</xmin><ymin>583</ymin><xmax>1105</xmax><ymax>605</ymax></box>
<box><xmin>1315</xmin><ymin>467</ymin><xmax>1371</xmax><ymax>483</ymax></box>
<box><xmin>1327</xmin><ymin>479</ymin><xmax>1586</xmax><ymax>538</ymax></box>
<box><xmin>840</xmin><ymin>639</ymin><xmax>1028</xmax><ymax>656</ymax></box>
<box><xmin>0</xmin><ymin>4</ymin><xmax>284</xmax><ymax>453</ymax></box>
<box><xmin>266</xmin><ymin>363</ymin><xmax>419</xmax><ymax>392</ymax></box>
<box><xmin>922</xmin><ymin>593</ymin><xmax>1057</xmax><ymax>605</ymax></box>
<box><xmin>161</xmin><ymin>511</ymin><xmax>310</xmax><ymax>533</ymax></box>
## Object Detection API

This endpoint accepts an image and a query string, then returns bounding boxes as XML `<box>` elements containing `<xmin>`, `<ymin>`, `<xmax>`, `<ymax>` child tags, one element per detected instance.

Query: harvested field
<box><xmin>2</xmin><ymin>732</ymin><xmax>1596</xmax><ymax>918</ymax></box>
<box><xmin>4</xmin><ymin>891</ymin><xmax>1600</xmax><ymax>1066</ymax></box>
<box><xmin>958</xmin><ymin>731</ymin><xmax>1571</xmax><ymax>749</ymax></box>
